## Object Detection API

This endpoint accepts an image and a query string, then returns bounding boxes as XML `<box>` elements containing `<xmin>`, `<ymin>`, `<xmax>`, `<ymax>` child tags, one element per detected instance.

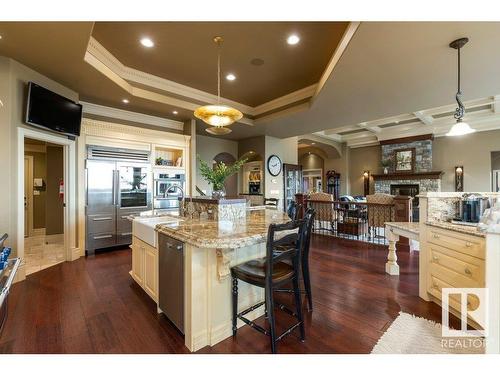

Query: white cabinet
<box><xmin>131</xmin><ymin>236</ymin><xmax>158</xmax><ymax>302</ymax></box>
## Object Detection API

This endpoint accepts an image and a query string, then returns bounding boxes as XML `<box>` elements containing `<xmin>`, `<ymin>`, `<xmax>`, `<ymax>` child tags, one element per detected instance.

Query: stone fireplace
<box><xmin>372</xmin><ymin>134</ymin><xmax>443</xmax><ymax>220</ymax></box>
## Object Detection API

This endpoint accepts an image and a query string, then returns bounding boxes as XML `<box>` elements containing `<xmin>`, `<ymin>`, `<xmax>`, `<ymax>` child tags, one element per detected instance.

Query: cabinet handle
<box><xmin>433</xmin><ymin>233</ymin><xmax>440</xmax><ymax>239</ymax></box>
<box><xmin>464</xmin><ymin>267</ymin><xmax>472</xmax><ymax>275</ymax></box>
<box><xmin>121</xmin><ymin>232</ymin><xmax>132</xmax><ymax>236</ymax></box>
<box><xmin>465</xmin><ymin>241</ymin><xmax>472</xmax><ymax>248</ymax></box>
<box><xmin>93</xmin><ymin>217</ymin><xmax>112</xmax><ymax>221</ymax></box>
<box><xmin>121</xmin><ymin>215</ymin><xmax>130</xmax><ymax>219</ymax></box>
<box><xmin>93</xmin><ymin>234</ymin><xmax>112</xmax><ymax>240</ymax></box>
<box><xmin>432</xmin><ymin>255</ymin><xmax>439</xmax><ymax>261</ymax></box>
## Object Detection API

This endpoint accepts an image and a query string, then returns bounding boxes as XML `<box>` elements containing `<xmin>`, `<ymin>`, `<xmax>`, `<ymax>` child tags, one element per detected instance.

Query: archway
<box><xmin>213</xmin><ymin>152</ymin><xmax>238</xmax><ymax>197</ymax></box>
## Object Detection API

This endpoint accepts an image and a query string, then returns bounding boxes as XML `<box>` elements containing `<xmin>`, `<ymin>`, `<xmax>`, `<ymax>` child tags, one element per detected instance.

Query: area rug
<box><xmin>371</xmin><ymin>312</ymin><xmax>484</xmax><ymax>354</ymax></box>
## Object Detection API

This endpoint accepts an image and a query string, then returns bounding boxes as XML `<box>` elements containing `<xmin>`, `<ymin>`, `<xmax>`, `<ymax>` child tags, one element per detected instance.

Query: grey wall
<box><xmin>381</xmin><ymin>139</ymin><xmax>432</xmax><ymax>173</ymax></box>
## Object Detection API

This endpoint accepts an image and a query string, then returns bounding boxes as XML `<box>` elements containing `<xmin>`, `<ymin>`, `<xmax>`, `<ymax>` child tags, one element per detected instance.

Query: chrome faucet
<box><xmin>165</xmin><ymin>185</ymin><xmax>185</xmax><ymax>216</ymax></box>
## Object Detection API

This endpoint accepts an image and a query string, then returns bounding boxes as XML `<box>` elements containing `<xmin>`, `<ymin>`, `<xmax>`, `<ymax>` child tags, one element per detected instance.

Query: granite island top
<box><xmin>425</xmin><ymin>220</ymin><xmax>486</xmax><ymax>238</ymax></box>
<box><xmin>155</xmin><ymin>208</ymin><xmax>291</xmax><ymax>249</ymax></box>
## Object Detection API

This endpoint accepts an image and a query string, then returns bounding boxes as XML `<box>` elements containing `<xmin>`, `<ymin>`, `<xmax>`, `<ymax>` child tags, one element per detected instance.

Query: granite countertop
<box><xmin>385</xmin><ymin>222</ymin><xmax>420</xmax><ymax>235</ymax></box>
<box><xmin>425</xmin><ymin>221</ymin><xmax>486</xmax><ymax>238</ymax></box>
<box><xmin>155</xmin><ymin>208</ymin><xmax>291</xmax><ymax>249</ymax></box>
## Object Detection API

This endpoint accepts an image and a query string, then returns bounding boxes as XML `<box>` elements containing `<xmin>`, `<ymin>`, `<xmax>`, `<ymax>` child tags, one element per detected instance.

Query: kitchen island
<box><xmin>130</xmin><ymin>205</ymin><xmax>291</xmax><ymax>352</ymax></box>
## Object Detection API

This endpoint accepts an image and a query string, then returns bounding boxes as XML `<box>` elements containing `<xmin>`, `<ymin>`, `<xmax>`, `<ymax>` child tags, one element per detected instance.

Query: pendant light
<box><xmin>194</xmin><ymin>36</ymin><xmax>243</xmax><ymax>135</ymax></box>
<box><xmin>446</xmin><ymin>37</ymin><xmax>476</xmax><ymax>137</ymax></box>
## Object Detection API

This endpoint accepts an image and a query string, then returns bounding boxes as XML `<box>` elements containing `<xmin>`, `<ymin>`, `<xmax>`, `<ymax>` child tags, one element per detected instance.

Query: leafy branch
<box><xmin>198</xmin><ymin>155</ymin><xmax>247</xmax><ymax>191</ymax></box>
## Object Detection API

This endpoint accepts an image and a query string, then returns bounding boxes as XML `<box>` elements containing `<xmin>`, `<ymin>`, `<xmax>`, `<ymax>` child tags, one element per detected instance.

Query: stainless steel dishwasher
<box><xmin>158</xmin><ymin>233</ymin><xmax>184</xmax><ymax>333</ymax></box>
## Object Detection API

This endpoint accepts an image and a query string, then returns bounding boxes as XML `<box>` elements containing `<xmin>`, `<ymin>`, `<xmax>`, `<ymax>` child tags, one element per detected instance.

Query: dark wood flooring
<box><xmin>0</xmin><ymin>235</ymin><xmax>444</xmax><ymax>354</ymax></box>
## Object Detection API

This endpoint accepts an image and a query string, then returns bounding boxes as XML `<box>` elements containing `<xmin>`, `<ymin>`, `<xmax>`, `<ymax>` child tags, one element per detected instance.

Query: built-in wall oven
<box><xmin>153</xmin><ymin>172</ymin><xmax>185</xmax><ymax>211</ymax></box>
<box><xmin>85</xmin><ymin>146</ymin><xmax>152</xmax><ymax>255</ymax></box>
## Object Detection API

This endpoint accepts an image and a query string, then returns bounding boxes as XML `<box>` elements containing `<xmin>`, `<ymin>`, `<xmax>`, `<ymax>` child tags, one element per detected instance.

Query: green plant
<box><xmin>198</xmin><ymin>155</ymin><xmax>247</xmax><ymax>191</ymax></box>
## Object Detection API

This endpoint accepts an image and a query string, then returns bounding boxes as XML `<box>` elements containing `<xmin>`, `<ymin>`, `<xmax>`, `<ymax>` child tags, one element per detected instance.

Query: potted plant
<box><xmin>198</xmin><ymin>155</ymin><xmax>247</xmax><ymax>199</ymax></box>
<box><xmin>381</xmin><ymin>159</ymin><xmax>391</xmax><ymax>174</ymax></box>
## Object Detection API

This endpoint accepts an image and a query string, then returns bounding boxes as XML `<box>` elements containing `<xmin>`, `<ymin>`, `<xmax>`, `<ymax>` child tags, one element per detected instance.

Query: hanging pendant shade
<box><xmin>194</xmin><ymin>36</ymin><xmax>243</xmax><ymax>134</ymax></box>
<box><xmin>446</xmin><ymin>37</ymin><xmax>476</xmax><ymax>137</ymax></box>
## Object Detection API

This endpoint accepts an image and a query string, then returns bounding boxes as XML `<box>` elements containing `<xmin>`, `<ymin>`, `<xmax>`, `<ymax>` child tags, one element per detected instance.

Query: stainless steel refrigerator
<box><xmin>85</xmin><ymin>147</ymin><xmax>152</xmax><ymax>255</ymax></box>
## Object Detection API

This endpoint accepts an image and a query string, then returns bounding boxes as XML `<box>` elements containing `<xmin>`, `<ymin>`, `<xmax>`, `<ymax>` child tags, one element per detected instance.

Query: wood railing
<box><xmin>295</xmin><ymin>194</ymin><xmax>412</xmax><ymax>246</ymax></box>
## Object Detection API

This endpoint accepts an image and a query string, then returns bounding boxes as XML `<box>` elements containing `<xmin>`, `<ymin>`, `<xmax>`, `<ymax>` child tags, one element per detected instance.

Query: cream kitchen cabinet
<box><xmin>131</xmin><ymin>236</ymin><xmax>158</xmax><ymax>302</ymax></box>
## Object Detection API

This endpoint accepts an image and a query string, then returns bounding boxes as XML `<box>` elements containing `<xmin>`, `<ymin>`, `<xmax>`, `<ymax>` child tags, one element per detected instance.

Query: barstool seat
<box><xmin>231</xmin><ymin>258</ymin><xmax>294</xmax><ymax>286</ymax></box>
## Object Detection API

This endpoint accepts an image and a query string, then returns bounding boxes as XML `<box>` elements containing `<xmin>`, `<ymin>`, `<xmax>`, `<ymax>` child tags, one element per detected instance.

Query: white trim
<box><xmin>85</xmin><ymin>34</ymin><xmax>356</xmax><ymax>124</ymax></box>
<box><xmin>17</xmin><ymin>127</ymin><xmax>79</xmax><ymax>282</ymax></box>
<box><xmin>313</xmin><ymin>22</ymin><xmax>361</xmax><ymax>102</ymax></box>
<box><xmin>23</xmin><ymin>155</ymin><xmax>34</xmax><ymax>237</ymax></box>
<box><xmin>81</xmin><ymin>101</ymin><xmax>184</xmax><ymax>131</ymax></box>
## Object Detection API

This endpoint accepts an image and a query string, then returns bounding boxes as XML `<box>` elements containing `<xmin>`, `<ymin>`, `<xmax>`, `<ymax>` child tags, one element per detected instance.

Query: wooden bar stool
<box><xmin>275</xmin><ymin>208</ymin><xmax>316</xmax><ymax>311</ymax></box>
<box><xmin>231</xmin><ymin>219</ymin><xmax>307</xmax><ymax>353</ymax></box>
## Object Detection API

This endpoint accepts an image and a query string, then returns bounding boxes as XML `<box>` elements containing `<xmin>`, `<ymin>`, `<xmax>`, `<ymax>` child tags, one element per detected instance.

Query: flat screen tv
<box><xmin>25</xmin><ymin>82</ymin><xmax>82</xmax><ymax>137</ymax></box>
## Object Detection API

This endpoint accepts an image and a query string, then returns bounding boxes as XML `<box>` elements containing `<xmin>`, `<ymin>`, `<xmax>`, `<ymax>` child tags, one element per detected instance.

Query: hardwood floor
<box><xmin>0</xmin><ymin>235</ymin><xmax>444</xmax><ymax>354</ymax></box>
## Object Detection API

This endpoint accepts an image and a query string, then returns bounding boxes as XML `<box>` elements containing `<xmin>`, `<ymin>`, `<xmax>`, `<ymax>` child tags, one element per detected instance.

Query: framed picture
<box><xmin>394</xmin><ymin>148</ymin><xmax>415</xmax><ymax>173</ymax></box>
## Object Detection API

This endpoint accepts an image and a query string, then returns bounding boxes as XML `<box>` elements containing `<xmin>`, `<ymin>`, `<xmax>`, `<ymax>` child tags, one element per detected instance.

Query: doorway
<box><xmin>24</xmin><ymin>137</ymin><xmax>65</xmax><ymax>275</ymax></box>
<box><xmin>213</xmin><ymin>152</ymin><xmax>238</xmax><ymax>197</ymax></box>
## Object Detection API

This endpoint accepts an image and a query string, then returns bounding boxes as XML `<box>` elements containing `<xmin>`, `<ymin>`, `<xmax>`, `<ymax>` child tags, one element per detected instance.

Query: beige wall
<box><xmin>195</xmin><ymin>134</ymin><xmax>238</xmax><ymax>195</ymax></box>
<box><xmin>24</xmin><ymin>150</ymin><xmax>47</xmax><ymax>229</ymax></box>
<box><xmin>265</xmin><ymin>136</ymin><xmax>298</xmax><ymax>209</ymax></box>
<box><xmin>348</xmin><ymin>145</ymin><xmax>381</xmax><ymax>196</ymax></box>
<box><xmin>46</xmin><ymin>146</ymin><xmax>64</xmax><ymax>235</ymax></box>
<box><xmin>433</xmin><ymin>129</ymin><xmax>500</xmax><ymax>192</ymax></box>
<box><xmin>0</xmin><ymin>57</ymin><xmax>78</xmax><ymax>254</ymax></box>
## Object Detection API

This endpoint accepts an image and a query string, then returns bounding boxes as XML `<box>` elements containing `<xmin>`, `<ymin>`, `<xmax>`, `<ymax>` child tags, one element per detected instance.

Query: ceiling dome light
<box><xmin>446</xmin><ymin>119</ymin><xmax>476</xmax><ymax>136</ymax></box>
<box><xmin>194</xmin><ymin>36</ymin><xmax>243</xmax><ymax>134</ymax></box>
<box><xmin>140</xmin><ymin>37</ymin><xmax>154</xmax><ymax>48</ymax></box>
<box><xmin>173</xmin><ymin>110</ymin><xmax>178</xmax><ymax>115</ymax></box>
<box><xmin>287</xmin><ymin>34</ymin><xmax>300</xmax><ymax>45</ymax></box>
<box><xmin>122</xmin><ymin>99</ymin><xmax>129</xmax><ymax>104</ymax></box>
<box><xmin>226</xmin><ymin>73</ymin><xmax>236</xmax><ymax>81</ymax></box>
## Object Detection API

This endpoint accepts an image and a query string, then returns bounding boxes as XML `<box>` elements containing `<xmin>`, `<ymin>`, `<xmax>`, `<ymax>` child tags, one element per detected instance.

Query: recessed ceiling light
<box><xmin>226</xmin><ymin>73</ymin><xmax>236</xmax><ymax>81</ymax></box>
<box><xmin>140</xmin><ymin>37</ymin><xmax>154</xmax><ymax>48</ymax></box>
<box><xmin>122</xmin><ymin>99</ymin><xmax>129</xmax><ymax>104</ymax></box>
<box><xmin>173</xmin><ymin>110</ymin><xmax>178</xmax><ymax>115</ymax></box>
<box><xmin>287</xmin><ymin>34</ymin><xmax>300</xmax><ymax>45</ymax></box>
<box><xmin>311</xmin><ymin>142</ymin><xmax>316</xmax><ymax>145</ymax></box>
<box><xmin>0</xmin><ymin>35</ymin><xmax>2</xmax><ymax>40</ymax></box>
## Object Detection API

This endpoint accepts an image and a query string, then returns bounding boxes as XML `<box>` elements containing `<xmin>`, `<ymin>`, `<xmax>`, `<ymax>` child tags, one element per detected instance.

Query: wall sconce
<box><xmin>455</xmin><ymin>166</ymin><xmax>464</xmax><ymax>192</ymax></box>
<box><xmin>363</xmin><ymin>170</ymin><xmax>370</xmax><ymax>196</ymax></box>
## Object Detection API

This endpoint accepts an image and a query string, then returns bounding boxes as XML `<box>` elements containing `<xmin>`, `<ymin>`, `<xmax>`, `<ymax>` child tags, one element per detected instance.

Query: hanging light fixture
<box><xmin>446</xmin><ymin>37</ymin><xmax>476</xmax><ymax>137</ymax></box>
<box><xmin>194</xmin><ymin>36</ymin><xmax>243</xmax><ymax>135</ymax></box>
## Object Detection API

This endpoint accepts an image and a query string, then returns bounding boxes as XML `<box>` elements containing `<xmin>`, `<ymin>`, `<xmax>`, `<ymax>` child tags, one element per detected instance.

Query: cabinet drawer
<box><xmin>429</xmin><ymin>243</ymin><xmax>484</xmax><ymax>286</ymax></box>
<box><xmin>116</xmin><ymin>231</ymin><xmax>132</xmax><ymax>246</ymax></box>
<box><xmin>117</xmin><ymin>213</ymin><xmax>138</xmax><ymax>233</ymax></box>
<box><xmin>87</xmin><ymin>233</ymin><xmax>115</xmax><ymax>250</ymax></box>
<box><xmin>428</xmin><ymin>274</ymin><xmax>480</xmax><ymax>311</ymax></box>
<box><xmin>87</xmin><ymin>214</ymin><xmax>115</xmax><ymax>234</ymax></box>
<box><xmin>427</xmin><ymin>227</ymin><xmax>485</xmax><ymax>259</ymax></box>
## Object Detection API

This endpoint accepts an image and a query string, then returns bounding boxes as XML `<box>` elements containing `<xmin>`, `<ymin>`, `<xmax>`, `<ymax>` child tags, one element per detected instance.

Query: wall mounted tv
<box><xmin>25</xmin><ymin>82</ymin><xmax>82</xmax><ymax>137</ymax></box>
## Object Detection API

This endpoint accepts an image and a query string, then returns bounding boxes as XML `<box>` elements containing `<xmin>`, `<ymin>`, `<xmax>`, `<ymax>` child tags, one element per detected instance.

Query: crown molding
<box><xmin>312</xmin><ymin>21</ymin><xmax>361</xmax><ymax>102</ymax></box>
<box><xmin>85</xmin><ymin>27</ymin><xmax>359</xmax><ymax>126</ymax></box>
<box><xmin>80</xmin><ymin>101</ymin><xmax>184</xmax><ymax>131</ymax></box>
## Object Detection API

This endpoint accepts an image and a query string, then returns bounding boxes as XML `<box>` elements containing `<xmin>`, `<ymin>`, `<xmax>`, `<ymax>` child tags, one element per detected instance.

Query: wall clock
<box><xmin>267</xmin><ymin>155</ymin><xmax>282</xmax><ymax>176</ymax></box>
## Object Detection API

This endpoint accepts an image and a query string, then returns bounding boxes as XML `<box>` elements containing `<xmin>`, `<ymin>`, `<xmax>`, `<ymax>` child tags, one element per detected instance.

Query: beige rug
<box><xmin>371</xmin><ymin>312</ymin><xmax>485</xmax><ymax>354</ymax></box>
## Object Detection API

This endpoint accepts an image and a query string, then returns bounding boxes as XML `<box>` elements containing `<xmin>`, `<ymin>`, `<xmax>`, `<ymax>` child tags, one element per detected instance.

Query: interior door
<box><xmin>283</xmin><ymin>164</ymin><xmax>302</xmax><ymax>211</ymax></box>
<box><xmin>86</xmin><ymin>160</ymin><xmax>116</xmax><ymax>215</ymax></box>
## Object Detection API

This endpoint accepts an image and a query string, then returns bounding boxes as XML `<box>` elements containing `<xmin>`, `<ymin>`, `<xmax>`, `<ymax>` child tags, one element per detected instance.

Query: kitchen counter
<box><xmin>156</xmin><ymin>208</ymin><xmax>290</xmax><ymax>249</ymax></box>
<box><xmin>425</xmin><ymin>220</ymin><xmax>485</xmax><ymax>238</ymax></box>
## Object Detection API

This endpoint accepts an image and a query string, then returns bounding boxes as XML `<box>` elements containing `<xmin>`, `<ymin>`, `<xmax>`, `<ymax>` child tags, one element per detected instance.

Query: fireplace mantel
<box><xmin>372</xmin><ymin>171</ymin><xmax>444</xmax><ymax>181</ymax></box>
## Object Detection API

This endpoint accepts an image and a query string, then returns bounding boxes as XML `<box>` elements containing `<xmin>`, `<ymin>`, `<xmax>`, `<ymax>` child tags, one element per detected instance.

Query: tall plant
<box><xmin>198</xmin><ymin>155</ymin><xmax>247</xmax><ymax>192</ymax></box>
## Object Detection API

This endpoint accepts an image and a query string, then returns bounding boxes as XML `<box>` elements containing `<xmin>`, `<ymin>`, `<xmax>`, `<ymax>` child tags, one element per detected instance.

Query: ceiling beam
<box><xmin>413</xmin><ymin>111</ymin><xmax>434</xmax><ymax>125</ymax></box>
